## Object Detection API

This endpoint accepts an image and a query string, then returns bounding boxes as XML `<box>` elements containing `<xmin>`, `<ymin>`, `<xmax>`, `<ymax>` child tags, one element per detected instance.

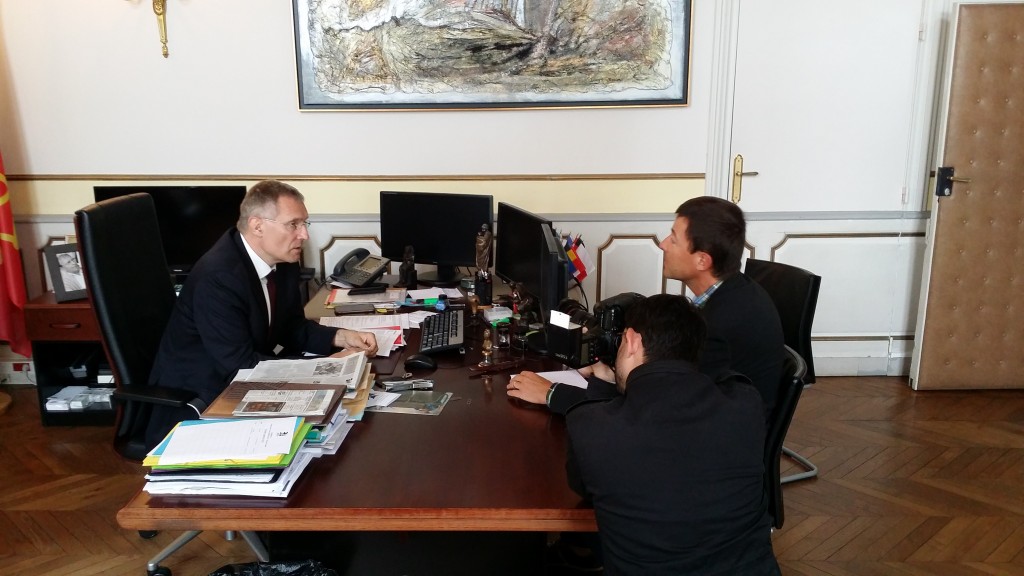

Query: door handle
<box><xmin>731</xmin><ymin>155</ymin><xmax>760</xmax><ymax>204</ymax></box>
<box><xmin>935</xmin><ymin>166</ymin><xmax>971</xmax><ymax>197</ymax></box>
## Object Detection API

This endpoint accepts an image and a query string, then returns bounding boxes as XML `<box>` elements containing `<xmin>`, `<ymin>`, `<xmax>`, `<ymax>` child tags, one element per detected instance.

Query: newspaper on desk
<box><xmin>232</xmin><ymin>389</ymin><xmax>335</xmax><ymax>417</ymax></box>
<box><xmin>247</xmin><ymin>351</ymin><xmax>367</xmax><ymax>388</ymax></box>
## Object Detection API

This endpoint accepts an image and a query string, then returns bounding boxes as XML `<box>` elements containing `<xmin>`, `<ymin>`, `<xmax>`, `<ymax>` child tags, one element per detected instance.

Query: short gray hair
<box><xmin>237</xmin><ymin>180</ymin><xmax>305</xmax><ymax>232</ymax></box>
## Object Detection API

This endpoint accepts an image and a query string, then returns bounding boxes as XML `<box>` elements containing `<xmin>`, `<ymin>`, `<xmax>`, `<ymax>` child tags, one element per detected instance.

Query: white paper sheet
<box><xmin>158</xmin><ymin>417</ymin><xmax>300</xmax><ymax>465</ymax></box>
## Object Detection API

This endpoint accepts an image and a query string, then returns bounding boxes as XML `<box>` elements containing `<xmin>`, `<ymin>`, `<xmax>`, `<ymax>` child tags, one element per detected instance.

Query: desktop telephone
<box><xmin>331</xmin><ymin>248</ymin><xmax>390</xmax><ymax>287</ymax></box>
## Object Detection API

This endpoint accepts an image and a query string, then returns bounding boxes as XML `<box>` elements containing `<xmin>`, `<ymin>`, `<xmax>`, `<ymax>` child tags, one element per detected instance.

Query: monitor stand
<box><xmin>417</xmin><ymin>265</ymin><xmax>464</xmax><ymax>288</ymax></box>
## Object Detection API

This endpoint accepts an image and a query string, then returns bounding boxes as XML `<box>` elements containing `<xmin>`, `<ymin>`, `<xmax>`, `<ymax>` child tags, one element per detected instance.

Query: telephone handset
<box><xmin>331</xmin><ymin>248</ymin><xmax>390</xmax><ymax>287</ymax></box>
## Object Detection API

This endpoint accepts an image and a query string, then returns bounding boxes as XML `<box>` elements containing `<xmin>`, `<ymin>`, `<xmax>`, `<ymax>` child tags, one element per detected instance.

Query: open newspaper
<box><xmin>248</xmin><ymin>351</ymin><xmax>367</xmax><ymax>387</ymax></box>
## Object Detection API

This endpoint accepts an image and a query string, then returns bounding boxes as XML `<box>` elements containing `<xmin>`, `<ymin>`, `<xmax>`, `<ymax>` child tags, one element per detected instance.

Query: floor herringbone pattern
<box><xmin>2</xmin><ymin>377</ymin><xmax>1024</xmax><ymax>575</ymax></box>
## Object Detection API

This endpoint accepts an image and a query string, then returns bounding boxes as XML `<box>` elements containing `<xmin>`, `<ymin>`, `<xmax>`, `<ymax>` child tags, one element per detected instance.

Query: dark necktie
<box><xmin>266</xmin><ymin>270</ymin><xmax>277</xmax><ymax>335</ymax></box>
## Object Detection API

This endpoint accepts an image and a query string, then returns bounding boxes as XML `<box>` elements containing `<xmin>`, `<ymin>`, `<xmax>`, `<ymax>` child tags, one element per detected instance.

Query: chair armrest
<box><xmin>113</xmin><ymin>385</ymin><xmax>199</xmax><ymax>408</ymax></box>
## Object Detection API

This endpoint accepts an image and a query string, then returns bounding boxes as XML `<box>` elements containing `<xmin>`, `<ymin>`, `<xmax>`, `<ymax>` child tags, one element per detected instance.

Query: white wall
<box><xmin>0</xmin><ymin>0</ymin><xmax>710</xmax><ymax>176</ymax></box>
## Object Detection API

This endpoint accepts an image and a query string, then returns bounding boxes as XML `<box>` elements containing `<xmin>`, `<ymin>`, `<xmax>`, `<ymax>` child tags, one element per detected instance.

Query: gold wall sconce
<box><xmin>152</xmin><ymin>0</ymin><xmax>169</xmax><ymax>57</ymax></box>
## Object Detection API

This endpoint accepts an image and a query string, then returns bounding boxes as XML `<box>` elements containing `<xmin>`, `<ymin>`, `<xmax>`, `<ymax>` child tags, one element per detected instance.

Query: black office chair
<box><xmin>764</xmin><ymin>345</ymin><xmax>807</xmax><ymax>529</ymax></box>
<box><xmin>76</xmin><ymin>194</ymin><xmax>268</xmax><ymax>576</ymax></box>
<box><xmin>745</xmin><ymin>257</ymin><xmax>821</xmax><ymax>483</ymax></box>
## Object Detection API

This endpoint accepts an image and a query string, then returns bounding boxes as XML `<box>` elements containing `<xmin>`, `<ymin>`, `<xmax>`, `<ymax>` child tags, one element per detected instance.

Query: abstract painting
<box><xmin>293</xmin><ymin>0</ymin><xmax>691</xmax><ymax>109</ymax></box>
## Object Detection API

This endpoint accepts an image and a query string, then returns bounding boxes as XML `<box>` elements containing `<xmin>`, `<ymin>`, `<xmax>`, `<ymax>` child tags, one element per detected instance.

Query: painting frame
<box><xmin>44</xmin><ymin>243</ymin><xmax>88</xmax><ymax>303</ymax></box>
<box><xmin>292</xmin><ymin>0</ymin><xmax>692</xmax><ymax>110</ymax></box>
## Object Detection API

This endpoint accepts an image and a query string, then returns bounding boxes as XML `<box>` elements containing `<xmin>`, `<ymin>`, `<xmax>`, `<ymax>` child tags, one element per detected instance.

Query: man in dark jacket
<box><xmin>565</xmin><ymin>294</ymin><xmax>780</xmax><ymax>576</ymax></box>
<box><xmin>145</xmin><ymin>180</ymin><xmax>377</xmax><ymax>448</ymax></box>
<box><xmin>509</xmin><ymin>196</ymin><xmax>784</xmax><ymax>419</ymax></box>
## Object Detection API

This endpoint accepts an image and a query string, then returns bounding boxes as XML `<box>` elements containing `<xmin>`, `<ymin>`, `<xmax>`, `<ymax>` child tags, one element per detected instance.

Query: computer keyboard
<box><xmin>418</xmin><ymin>309</ymin><xmax>465</xmax><ymax>354</ymax></box>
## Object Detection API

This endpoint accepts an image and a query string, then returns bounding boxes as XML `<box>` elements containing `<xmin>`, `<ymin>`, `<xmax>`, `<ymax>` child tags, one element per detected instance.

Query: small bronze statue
<box><xmin>479</xmin><ymin>327</ymin><xmax>494</xmax><ymax>367</ymax></box>
<box><xmin>475</xmin><ymin>223</ymin><xmax>493</xmax><ymax>273</ymax></box>
<box><xmin>475</xmin><ymin>224</ymin><xmax>493</xmax><ymax>305</ymax></box>
<box><xmin>396</xmin><ymin>245</ymin><xmax>417</xmax><ymax>288</ymax></box>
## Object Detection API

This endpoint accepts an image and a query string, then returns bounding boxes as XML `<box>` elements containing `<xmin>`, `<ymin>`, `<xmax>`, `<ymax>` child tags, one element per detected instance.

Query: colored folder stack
<box><xmin>142</xmin><ymin>416</ymin><xmax>316</xmax><ymax>498</ymax></box>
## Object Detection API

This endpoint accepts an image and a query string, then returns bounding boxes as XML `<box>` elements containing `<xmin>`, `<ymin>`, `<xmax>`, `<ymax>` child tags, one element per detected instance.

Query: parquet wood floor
<box><xmin>1</xmin><ymin>377</ymin><xmax>1023</xmax><ymax>575</ymax></box>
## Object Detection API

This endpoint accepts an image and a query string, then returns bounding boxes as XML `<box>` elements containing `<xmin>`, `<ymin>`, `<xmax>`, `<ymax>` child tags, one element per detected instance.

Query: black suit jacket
<box><xmin>566</xmin><ymin>360</ymin><xmax>780</xmax><ymax>576</ymax></box>
<box><xmin>145</xmin><ymin>230</ymin><xmax>336</xmax><ymax>448</ymax></box>
<box><xmin>549</xmin><ymin>273</ymin><xmax>784</xmax><ymax>418</ymax></box>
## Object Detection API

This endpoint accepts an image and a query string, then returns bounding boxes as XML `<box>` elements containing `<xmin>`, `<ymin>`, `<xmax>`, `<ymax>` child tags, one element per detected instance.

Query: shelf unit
<box><xmin>25</xmin><ymin>292</ymin><xmax>114</xmax><ymax>426</ymax></box>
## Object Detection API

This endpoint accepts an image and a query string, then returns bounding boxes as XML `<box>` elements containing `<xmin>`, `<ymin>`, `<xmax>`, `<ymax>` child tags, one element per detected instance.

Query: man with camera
<box><xmin>562</xmin><ymin>293</ymin><xmax>780</xmax><ymax>575</ymax></box>
<box><xmin>507</xmin><ymin>196</ymin><xmax>784</xmax><ymax>419</ymax></box>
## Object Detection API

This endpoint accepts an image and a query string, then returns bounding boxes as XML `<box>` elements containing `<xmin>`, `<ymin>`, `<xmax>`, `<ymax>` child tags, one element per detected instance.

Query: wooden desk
<box><xmin>117</xmin><ymin>311</ymin><xmax>597</xmax><ymax>533</ymax></box>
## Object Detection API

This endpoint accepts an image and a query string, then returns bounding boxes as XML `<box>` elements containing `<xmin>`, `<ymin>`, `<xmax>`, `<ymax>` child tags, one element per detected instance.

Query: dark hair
<box><xmin>625</xmin><ymin>294</ymin><xmax>706</xmax><ymax>363</ymax></box>
<box><xmin>237</xmin><ymin>180</ymin><xmax>305</xmax><ymax>231</ymax></box>
<box><xmin>675</xmin><ymin>196</ymin><xmax>746</xmax><ymax>278</ymax></box>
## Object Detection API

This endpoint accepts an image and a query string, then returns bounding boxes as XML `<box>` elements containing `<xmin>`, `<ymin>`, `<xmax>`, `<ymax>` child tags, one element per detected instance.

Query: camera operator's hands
<box><xmin>577</xmin><ymin>361</ymin><xmax>615</xmax><ymax>384</ymax></box>
<box><xmin>506</xmin><ymin>371</ymin><xmax>553</xmax><ymax>405</ymax></box>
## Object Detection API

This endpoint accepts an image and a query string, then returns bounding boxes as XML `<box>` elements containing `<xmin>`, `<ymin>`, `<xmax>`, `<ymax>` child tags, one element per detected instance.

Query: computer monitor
<box><xmin>93</xmin><ymin>185</ymin><xmax>246</xmax><ymax>276</ymax></box>
<box><xmin>379</xmin><ymin>191</ymin><xmax>493</xmax><ymax>287</ymax></box>
<box><xmin>538</xmin><ymin>222</ymin><xmax>570</xmax><ymax>318</ymax></box>
<box><xmin>495</xmin><ymin>202</ymin><xmax>552</xmax><ymax>288</ymax></box>
<box><xmin>495</xmin><ymin>201</ymin><xmax>569</xmax><ymax>320</ymax></box>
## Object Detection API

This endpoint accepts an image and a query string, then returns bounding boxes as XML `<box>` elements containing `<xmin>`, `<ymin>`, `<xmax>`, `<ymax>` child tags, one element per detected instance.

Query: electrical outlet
<box><xmin>0</xmin><ymin>361</ymin><xmax>34</xmax><ymax>385</ymax></box>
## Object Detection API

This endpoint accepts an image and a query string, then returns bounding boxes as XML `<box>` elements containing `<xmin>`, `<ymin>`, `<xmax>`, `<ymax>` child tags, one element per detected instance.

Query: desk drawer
<box><xmin>26</xmin><ymin>307</ymin><xmax>101</xmax><ymax>341</ymax></box>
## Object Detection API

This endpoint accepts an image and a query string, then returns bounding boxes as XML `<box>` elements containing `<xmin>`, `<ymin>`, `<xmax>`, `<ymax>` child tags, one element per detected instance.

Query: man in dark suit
<box><xmin>145</xmin><ymin>180</ymin><xmax>378</xmax><ymax>448</ymax></box>
<box><xmin>565</xmin><ymin>294</ymin><xmax>780</xmax><ymax>575</ymax></box>
<box><xmin>508</xmin><ymin>196</ymin><xmax>784</xmax><ymax>419</ymax></box>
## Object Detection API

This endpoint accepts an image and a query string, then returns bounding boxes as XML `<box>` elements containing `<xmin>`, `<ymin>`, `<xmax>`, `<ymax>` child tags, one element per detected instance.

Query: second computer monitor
<box><xmin>379</xmin><ymin>191</ymin><xmax>493</xmax><ymax>287</ymax></box>
<box><xmin>495</xmin><ymin>202</ymin><xmax>568</xmax><ymax>319</ymax></box>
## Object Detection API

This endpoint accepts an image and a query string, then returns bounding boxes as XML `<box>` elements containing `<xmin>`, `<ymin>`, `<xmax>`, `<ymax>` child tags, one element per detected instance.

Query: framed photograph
<box><xmin>292</xmin><ymin>0</ymin><xmax>692</xmax><ymax>110</ymax></box>
<box><xmin>44</xmin><ymin>243</ymin><xmax>88</xmax><ymax>303</ymax></box>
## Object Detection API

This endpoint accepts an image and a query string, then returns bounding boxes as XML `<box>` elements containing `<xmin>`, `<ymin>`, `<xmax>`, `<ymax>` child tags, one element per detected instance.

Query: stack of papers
<box><xmin>45</xmin><ymin>386</ymin><xmax>116</xmax><ymax>411</ymax></box>
<box><xmin>143</xmin><ymin>417</ymin><xmax>315</xmax><ymax>498</ymax></box>
<box><xmin>326</xmin><ymin>287</ymin><xmax>407</xmax><ymax>311</ymax></box>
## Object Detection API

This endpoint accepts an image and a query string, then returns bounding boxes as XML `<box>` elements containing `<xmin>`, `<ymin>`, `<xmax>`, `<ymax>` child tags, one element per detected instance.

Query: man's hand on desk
<box><xmin>506</xmin><ymin>363</ymin><xmax>617</xmax><ymax>406</ymax></box>
<box><xmin>333</xmin><ymin>328</ymin><xmax>379</xmax><ymax>356</ymax></box>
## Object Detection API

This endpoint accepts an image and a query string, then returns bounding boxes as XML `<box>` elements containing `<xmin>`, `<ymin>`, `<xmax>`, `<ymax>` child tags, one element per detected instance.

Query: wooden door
<box><xmin>911</xmin><ymin>3</ymin><xmax>1024</xmax><ymax>389</ymax></box>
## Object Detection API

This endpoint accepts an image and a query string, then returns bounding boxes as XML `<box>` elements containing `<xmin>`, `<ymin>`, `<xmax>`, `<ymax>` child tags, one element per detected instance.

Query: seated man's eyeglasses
<box><xmin>263</xmin><ymin>218</ymin><xmax>312</xmax><ymax>232</ymax></box>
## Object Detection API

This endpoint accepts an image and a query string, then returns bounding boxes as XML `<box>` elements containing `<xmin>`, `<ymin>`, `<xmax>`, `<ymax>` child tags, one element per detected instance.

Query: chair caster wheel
<box><xmin>139</xmin><ymin>530</ymin><xmax>158</xmax><ymax>539</ymax></box>
<box><xmin>147</xmin><ymin>567</ymin><xmax>171</xmax><ymax>576</ymax></box>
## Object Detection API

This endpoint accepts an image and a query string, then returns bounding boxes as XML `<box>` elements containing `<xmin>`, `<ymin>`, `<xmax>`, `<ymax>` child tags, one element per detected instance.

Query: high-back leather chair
<box><xmin>765</xmin><ymin>345</ymin><xmax>807</xmax><ymax>529</ymax></box>
<box><xmin>745</xmin><ymin>257</ymin><xmax>821</xmax><ymax>483</ymax></box>
<box><xmin>76</xmin><ymin>193</ymin><xmax>268</xmax><ymax>574</ymax></box>
<box><xmin>75</xmin><ymin>193</ymin><xmax>200</xmax><ymax>461</ymax></box>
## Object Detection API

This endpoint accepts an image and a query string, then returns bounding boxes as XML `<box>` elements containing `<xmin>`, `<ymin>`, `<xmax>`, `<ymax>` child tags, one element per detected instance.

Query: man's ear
<box><xmin>623</xmin><ymin>327</ymin><xmax>644</xmax><ymax>359</ymax></box>
<box><xmin>249</xmin><ymin>216</ymin><xmax>265</xmax><ymax>237</ymax></box>
<box><xmin>696</xmin><ymin>251</ymin><xmax>713</xmax><ymax>272</ymax></box>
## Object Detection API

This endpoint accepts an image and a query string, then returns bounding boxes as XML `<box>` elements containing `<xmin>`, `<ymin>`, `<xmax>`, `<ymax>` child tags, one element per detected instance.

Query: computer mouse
<box><xmin>404</xmin><ymin>353</ymin><xmax>437</xmax><ymax>371</ymax></box>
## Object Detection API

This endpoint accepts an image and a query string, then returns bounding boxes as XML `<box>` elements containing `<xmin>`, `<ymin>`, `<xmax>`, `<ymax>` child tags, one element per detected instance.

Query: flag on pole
<box><xmin>562</xmin><ymin>234</ymin><xmax>578</xmax><ymax>278</ymax></box>
<box><xmin>572</xmin><ymin>236</ymin><xmax>596</xmax><ymax>276</ymax></box>
<box><xmin>564</xmin><ymin>234</ymin><xmax>593</xmax><ymax>282</ymax></box>
<box><xmin>0</xmin><ymin>150</ymin><xmax>31</xmax><ymax>357</ymax></box>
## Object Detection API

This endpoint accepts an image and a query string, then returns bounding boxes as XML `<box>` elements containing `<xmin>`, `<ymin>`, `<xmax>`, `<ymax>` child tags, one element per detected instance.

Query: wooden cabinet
<box><xmin>25</xmin><ymin>293</ymin><xmax>114</xmax><ymax>426</ymax></box>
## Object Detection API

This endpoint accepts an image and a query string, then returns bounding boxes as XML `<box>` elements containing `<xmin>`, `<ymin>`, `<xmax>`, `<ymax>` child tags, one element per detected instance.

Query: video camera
<box><xmin>545</xmin><ymin>292</ymin><xmax>645</xmax><ymax>368</ymax></box>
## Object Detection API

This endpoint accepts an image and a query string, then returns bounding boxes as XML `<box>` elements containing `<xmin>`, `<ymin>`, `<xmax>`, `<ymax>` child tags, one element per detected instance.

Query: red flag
<box><xmin>0</xmin><ymin>151</ymin><xmax>31</xmax><ymax>357</ymax></box>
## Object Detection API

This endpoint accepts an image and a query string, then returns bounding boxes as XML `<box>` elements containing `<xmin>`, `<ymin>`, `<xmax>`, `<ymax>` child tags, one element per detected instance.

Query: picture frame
<box><xmin>292</xmin><ymin>0</ymin><xmax>692</xmax><ymax>110</ymax></box>
<box><xmin>44</xmin><ymin>243</ymin><xmax>88</xmax><ymax>303</ymax></box>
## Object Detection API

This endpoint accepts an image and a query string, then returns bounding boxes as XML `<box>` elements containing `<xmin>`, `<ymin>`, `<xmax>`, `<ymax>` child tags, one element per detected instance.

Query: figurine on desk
<box><xmin>510</xmin><ymin>282</ymin><xmax>538</xmax><ymax>326</ymax></box>
<box><xmin>395</xmin><ymin>245</ymin><xmax>417</xmax><ymax>288</ymax></box>
<box><xmin>474</xmin><ymin>224</ymin><xmax>493</xmax><ymax>305</ymax></box>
